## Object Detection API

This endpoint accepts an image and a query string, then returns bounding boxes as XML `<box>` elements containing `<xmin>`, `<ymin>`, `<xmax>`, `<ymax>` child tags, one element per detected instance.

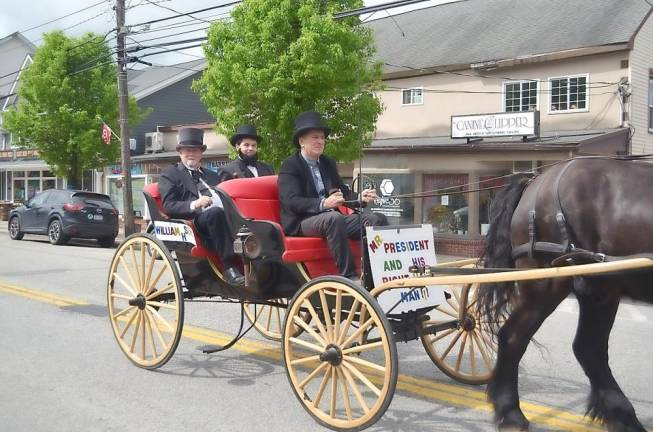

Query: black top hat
<box><xmin>293</xmin><ymin>111</ymin><xmax>331</xmax><ymax>147</ymax></box>
<box><xmin>176</xmin><ymin>128</ymin><xmax>206</xmax><ymax>151</ymax></box>
<box><xmin>229</xmin><ymin>124</ymin><xmax>262</xmax><ymax>147</ymax></box>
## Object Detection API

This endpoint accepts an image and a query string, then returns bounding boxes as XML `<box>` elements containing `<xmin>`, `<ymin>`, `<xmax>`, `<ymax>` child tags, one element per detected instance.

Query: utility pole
<box><xmin>116</xmin><ymin>0</ymin><xmax>135</xmax><ymax>236</ymax></box>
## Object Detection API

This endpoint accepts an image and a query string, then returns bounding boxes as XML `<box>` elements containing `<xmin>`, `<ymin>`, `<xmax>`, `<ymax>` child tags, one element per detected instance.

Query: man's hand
<box><xmin>193</xmin><ymin>195</ymin><xmax>213</xmax><ymax>209</ymax></box>
<box><xmin>361</xmin><ymin>187</ymin><xmax>379</xmax><ymax>203</ymax></box>
<box><xmin>323</xmin><ymin>190</ymin><xmax>344</xmax><ymax>209</ymax></box>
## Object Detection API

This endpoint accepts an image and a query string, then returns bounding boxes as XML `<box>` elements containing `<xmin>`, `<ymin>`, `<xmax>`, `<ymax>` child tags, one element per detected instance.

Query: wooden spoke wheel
<box><xmin>283</xmin><ymin>277</ymin><xmax>397</xmax><ymax>431</ymax></box>
<box><xmin>420</xmin><ymin>281</ymin><xmax>498</xmax><ymax>385</ymax></box>
<box><xmin>107</xmin><ymin>234</ymin><xmax>184</xmax><ymax>369</ymax></box>
<box><xmin>244</xmin><ymin>299</ymin><xmax>309</xmax><ymax>341</ymax></box>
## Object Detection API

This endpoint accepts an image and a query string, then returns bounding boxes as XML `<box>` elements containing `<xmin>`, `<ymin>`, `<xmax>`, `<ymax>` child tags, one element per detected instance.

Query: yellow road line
<box><xmin>0</xmin><ymin>281</ymin><xmax>605</xmax><ymax>431</ymax></box>
<box><xmin>0</xmin><ymin>282</ymin><xmax>88</xmax><ymax>307</ymax></box>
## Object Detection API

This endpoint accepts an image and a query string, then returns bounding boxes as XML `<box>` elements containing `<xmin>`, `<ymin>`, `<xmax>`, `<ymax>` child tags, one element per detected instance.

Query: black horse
<box><xmin>478</xmin><ymin>157</ymin><xmax>653</xmax><ymax>432</ymax></box>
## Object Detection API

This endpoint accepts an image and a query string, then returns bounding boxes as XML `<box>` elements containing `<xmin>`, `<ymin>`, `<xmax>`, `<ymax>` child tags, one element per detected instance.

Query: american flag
<box><xmin>102</xmin><ymin>122</ymin><xmax>112</xmax><ymax>145</ymax></box>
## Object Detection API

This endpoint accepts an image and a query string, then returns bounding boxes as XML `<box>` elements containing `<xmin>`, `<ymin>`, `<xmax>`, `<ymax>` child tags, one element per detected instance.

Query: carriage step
<box><xmin>197</xmin><ymin>344</ymin><xmax>224</xmax><ymax>354</ymax></box>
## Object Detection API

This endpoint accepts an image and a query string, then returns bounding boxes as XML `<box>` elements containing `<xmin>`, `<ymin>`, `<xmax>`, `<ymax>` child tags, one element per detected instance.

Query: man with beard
<box><xmin>159</xmin><ymin>128</ymin><xmax>245</xmax><ymax>287</ymax></box>
<box><xmin>220</xmin><ymin>124</ymin><xmax>274</xmax><ymax>180</ymax></box>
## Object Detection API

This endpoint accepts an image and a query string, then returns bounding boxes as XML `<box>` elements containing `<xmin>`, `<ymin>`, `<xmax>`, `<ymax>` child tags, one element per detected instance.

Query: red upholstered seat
<box><xmin>219</xmin><ymin>176</ymin><xmax>362</xmax><ymax>275</ymax></box>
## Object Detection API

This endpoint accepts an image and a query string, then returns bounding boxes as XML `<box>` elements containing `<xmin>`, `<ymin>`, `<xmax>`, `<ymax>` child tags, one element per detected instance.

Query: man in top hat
<box><xmin>277</xmin><ymin>111</ymin><xmax>387</xmax><ymax>281</ymax></box>
<box><xmin>220</xmin><ymin>124</ymin><xmax>274</xmax><ymax>181</ymax></box>
<box><xmin>159</xmin><ymin>127</ymin><xmax>245</xmax><ymax>286</ymax></box>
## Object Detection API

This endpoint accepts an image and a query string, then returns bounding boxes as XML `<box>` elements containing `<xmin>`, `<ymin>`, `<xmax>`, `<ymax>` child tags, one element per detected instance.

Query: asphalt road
<box><xmin>0</xmin><ymin>229</ymin><xmax>652</xmax><ymax>432</ymax></box>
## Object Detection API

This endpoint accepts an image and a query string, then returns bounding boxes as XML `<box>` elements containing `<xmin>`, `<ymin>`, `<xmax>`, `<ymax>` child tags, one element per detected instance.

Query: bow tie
<box><xmin>190</xmin><ymin>169</ymin><xmax>203</xmax><ymax>184</ymax></box>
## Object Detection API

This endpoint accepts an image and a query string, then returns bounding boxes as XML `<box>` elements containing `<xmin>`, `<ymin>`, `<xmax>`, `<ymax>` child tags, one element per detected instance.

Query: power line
<box><xmin>129</xmin><ymin>1</ymin><xmax>241</xmax><ymax>27</ymax></box>
<box><xmin>141</xmin><ymin>0</ymin><xmax>212</xmax><ymax>24</ymax></box>
<box><xmin>18</xmin><ymin>0</ymin><xmax>109</xmax><ymax>34</ymax></box>
<box><xmin>334</xmin><ymin>0</ymin><xmax>435</xmax><ymax>19</ymax></box>
<box><xmin>383</xmin><ymin>62</ymin><xmax>620</xmax><ymax>86</ymax></box>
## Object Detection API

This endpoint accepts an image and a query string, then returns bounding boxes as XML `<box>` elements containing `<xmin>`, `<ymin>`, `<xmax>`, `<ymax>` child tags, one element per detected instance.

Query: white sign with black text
<box><xmin>451</xmin><ymin>111</ymin><xmax>539</xmax><ymax>138</ymax></box>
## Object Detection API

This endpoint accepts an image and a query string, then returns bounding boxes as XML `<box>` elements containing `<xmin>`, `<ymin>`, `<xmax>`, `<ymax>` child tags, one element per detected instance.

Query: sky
<box><xmin>0</xmin><ymin>0</ymin><xmax>451</xmax><ymax>66</ymax></box>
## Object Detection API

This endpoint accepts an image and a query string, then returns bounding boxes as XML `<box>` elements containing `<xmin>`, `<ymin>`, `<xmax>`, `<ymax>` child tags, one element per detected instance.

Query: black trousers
<box><xmin>299</xmin><ymin>210</ymin><xmax>388</xmax><ymax>279</ymax></box>
<box><xmin>193</xmin><ymin>207</ymin><xmax>235</xmax><ymax>266</ymax></box>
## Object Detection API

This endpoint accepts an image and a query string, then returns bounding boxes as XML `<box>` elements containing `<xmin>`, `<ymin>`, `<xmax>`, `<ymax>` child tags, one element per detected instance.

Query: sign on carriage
<box><xmin>366</xmin><ymin>224</ymin><xmax>446</xmax><ymax>314</ymax></box>
<box><xmin>152</xmin><ymin>221</ymin><xmax>196</xmax><ymax>245</ymax></box>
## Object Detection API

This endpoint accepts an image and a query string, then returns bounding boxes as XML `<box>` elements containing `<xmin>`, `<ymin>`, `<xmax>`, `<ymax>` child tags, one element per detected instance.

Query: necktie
<box><xmin>191</xmin><ymin>170</ymin><xmax>210</xmax><ymax>197</ymax></box>
<box><xmin>310</xmin><ymin>164</ymin><xmax>326</xmax><ymax>198</ymax></box>
<box><xmin>190</xmin><ymin>169</ymin><xmax>202</xmax><ymax>184</ymax></box>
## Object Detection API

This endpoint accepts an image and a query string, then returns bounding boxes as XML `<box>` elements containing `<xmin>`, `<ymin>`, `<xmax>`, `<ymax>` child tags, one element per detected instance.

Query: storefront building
<box><xmin>364</xmin><ymin>0</ymin><xmax>653</xmax><ymax>256</ymax></box>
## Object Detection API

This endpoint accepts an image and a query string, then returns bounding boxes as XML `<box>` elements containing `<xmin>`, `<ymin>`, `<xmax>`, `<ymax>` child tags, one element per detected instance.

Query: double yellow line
<box><xmin>0</xmin><ymin>280</ymin><xmax>605</xmax><ymax>432</ymax></box>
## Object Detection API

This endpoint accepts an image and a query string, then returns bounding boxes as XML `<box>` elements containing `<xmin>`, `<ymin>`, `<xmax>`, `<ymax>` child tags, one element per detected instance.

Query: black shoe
<box><xmin>224</xmin><ymin>267</ymin><xmax>245</xmax><ymax>287</ymax></box>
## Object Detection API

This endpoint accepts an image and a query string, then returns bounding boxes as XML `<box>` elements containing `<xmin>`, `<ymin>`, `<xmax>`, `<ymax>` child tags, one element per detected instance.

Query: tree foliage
<box><xmin>3</xmin><ymin>31</ymin><xmax>148</xmax><ymax>188</ymax></box>
<box><xmin>194</xmin><ymin>0</ymin><xmax>384</xmax><ymax>167</ymax></box>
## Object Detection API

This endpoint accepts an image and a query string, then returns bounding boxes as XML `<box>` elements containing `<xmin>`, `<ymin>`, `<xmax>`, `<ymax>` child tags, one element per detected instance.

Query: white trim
<box><xmin>547</xmin><ymin>73</ymin><xmax>590</xmax><ymax>114</ymax></box>
<box><xmin>2</xmin><ymin>54</ymin><xmax>33</xmax><ymax>112</ymax></box>
<box><xmin>502</xmin><ymin>80</ymin><xmax>540</xmax><ymax>112</ymax></box>
<box><xmin>400</xmin><ymin>87</ymin><xmax>424</xmax><ymax>106</ymax></box>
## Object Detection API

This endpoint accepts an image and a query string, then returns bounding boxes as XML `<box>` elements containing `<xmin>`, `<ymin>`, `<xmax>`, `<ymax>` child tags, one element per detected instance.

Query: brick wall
<box><xmin>434</xmin><ymin>235</ymin><xmax>484</xmax><ymax>257</ymax></box>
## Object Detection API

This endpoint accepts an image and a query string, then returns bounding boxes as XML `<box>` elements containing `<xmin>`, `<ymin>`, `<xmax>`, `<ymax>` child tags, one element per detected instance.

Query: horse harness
<box><xmin>510</xmin><ymin>158</ymin><xmax>653</xmax><ymax>266</ymax></box>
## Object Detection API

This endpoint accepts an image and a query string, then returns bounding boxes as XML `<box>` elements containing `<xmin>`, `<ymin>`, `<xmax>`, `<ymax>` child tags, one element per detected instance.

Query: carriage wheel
<box><xmin>107</xmin><ymin>233</ymin><xmax>184</xmax><ymax>369</ymax></box>
<box><xmin>420</xmin><ymin>282</ymin><xmax>498</xmax><ymax>385</ymax></box>
<box><xmin>283</xmin><ymin>277</ymin><xmax>397</xmax><ymax>431</ymax></box>
<box><xmin>243</xmin><ymin>299</ymin><xmax>309</xmax><ymax>341</ymax></box>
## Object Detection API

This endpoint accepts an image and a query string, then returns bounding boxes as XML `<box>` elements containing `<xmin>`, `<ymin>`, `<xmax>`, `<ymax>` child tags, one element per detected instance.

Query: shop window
<box><xmin>422</xmin><ymin>174</ymin><xmax>468</xmax><ymax>235</ymax></box>
<box><xmin>504</xmin><ymin>81</ymin><xmax>537</xmax><ymax>112</ymax></box>
<box><xmin>550</xmin><ymin>74</ymin><xmax>587</xmax><ymax>112</ymax></box>
<box><xmin>479</xmin><ymin>174</ymin><xmax>509</xmax><ymax>235</ymax></box>
<box><xmin>355</xmin><ymin>173</ymin><xmax>415</xmax><ymax>225</ymax></box>
<box><xmin>401</xmin><ymin>88</ymin><xmax>423</xmax><ymax>105</ymax></box>
<box><xmin>1</xmin><ymin>133</ymin><xmax>10</xmax><ymax>150</ymax></box>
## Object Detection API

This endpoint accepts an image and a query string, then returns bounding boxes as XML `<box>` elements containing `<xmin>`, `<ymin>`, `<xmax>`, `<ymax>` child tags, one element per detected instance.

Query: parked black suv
<box><xmin>8</xmin><ymin>189</ymin><xmax>119</xmax><ymax>247</ymax></box>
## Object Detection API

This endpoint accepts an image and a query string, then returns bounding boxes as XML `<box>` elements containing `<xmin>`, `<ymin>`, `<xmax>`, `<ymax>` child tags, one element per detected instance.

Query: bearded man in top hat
<box><xmin>220</xmin><ymin>124</ymin><xmax>274</xmax><ymax>181</ymax></box>
<box><xmin>277</xmin><ymin>111</ymin><xmax>387</xmax><ymax>281</ymax></box>
<box><xmin>159</xmin><ymin>127</ymin><xmax>245</xmax><ymax>287</ymax></box>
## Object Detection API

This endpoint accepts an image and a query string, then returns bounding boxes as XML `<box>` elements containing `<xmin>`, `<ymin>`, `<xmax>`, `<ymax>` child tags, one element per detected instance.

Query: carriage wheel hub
<box><xmin>320</xmin><ymin>344</ymin><xmax>343</xmax><ymax>366</ymax></box>
<box><xmin>129</xmin><ymin>294</ymin><xmax>147</xmax><ymax>310</ymax></box>
<box><xmin>461</xmin><ymin>314</ymin><xmax>476</xmax><ymax>331</ymax></box>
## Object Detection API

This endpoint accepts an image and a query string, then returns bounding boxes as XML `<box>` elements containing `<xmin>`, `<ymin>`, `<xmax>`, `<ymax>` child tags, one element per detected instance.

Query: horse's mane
<box><xmin>477</xmin><ymin>174</ymin><xmax>532</xmax><ymax>332</ymax></box>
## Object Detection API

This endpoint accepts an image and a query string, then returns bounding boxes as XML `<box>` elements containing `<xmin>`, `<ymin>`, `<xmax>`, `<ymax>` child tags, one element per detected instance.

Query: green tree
<box><xmin>194</xmin><ymin>0</ymin><xmax>383</xmax><ymax>167</ymax></box>
<box><xmin>3</xmin><ymin>31</ymin><xmax>148</xmax><ymax>188</ymax></box>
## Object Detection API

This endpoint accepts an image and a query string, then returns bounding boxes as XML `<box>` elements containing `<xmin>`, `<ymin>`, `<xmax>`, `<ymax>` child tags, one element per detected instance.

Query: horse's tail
<box><xmin>477</xmin><ymin>174</ymin><xmax>531</xmax><ymax>331</ymax></box>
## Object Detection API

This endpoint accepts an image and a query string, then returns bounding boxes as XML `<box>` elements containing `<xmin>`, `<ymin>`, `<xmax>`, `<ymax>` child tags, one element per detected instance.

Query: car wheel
<box><xmin>8</xmin><ymin>216</ymin><xmax>24</xmax><ymax>240</ymax></box>
<box><xmin>98</xmin><ymin>236</ymin><xmax>116</xmax><ymax>248</ymax></box>
<box><xmin>48</xmin><ymin>219</ymin><xmax>68</xmax><ymax>245</ymax></box>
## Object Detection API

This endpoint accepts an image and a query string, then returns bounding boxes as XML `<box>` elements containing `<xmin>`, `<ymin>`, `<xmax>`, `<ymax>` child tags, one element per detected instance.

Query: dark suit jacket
<box><xmin>278</xmin><ymin>152</ymin><xmax>353</xmax><ymax>235</ymax></box>
<box><xmin>219</xmin><ymin>159</ymin><xmax>274</xmax><ymax>181</ymax></box>
<box><xmin>159</xmin><ymin>163</ymin><xmax>222</xmax><ymax>220</ymax></box>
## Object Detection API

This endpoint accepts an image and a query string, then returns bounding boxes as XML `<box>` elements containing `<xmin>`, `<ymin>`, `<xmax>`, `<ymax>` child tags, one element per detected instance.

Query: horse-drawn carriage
<box><xmin>106</xmin><ymin>174</ymin><xmax>497</xmax><ymax>431</ymax></box>
<box><xmin>107</xmin><ymin>157</ymin><xmax>653</xmax><ymax>432</ymax></box>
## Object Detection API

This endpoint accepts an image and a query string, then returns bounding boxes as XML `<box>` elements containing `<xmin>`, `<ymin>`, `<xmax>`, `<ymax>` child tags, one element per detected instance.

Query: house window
<box><xmin>648</xmin><ymin>73</ymin><xmax>653</xmax><ymax>132</ymax></box>
<box><xmin>401</xmin><ymin>88</ymin><xmax>423</xmax><ymax>105</ymax></box>
<box><xmin>1</xmin><ymin>133</ymin><xmax>10</xmax><ymax>150</ymax></box>
<box><xmin>504</xmin><ymin>81</ymin><xmax>537</xmax><ymax>112</ymax></box>
<box><xmin>550</xmin><ymin>75</ymin><xmax>588</xmax><ymax>112</ymax></box>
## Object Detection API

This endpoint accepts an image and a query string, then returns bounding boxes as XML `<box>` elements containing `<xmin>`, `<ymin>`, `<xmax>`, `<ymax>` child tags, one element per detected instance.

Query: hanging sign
<box><xmin>451</xmin><ymin>111</ymin><xmax>539</xmax><ymax>138</ymax></box>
